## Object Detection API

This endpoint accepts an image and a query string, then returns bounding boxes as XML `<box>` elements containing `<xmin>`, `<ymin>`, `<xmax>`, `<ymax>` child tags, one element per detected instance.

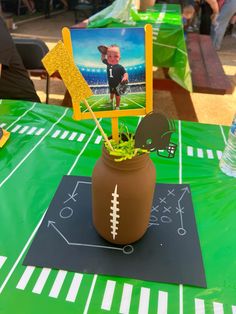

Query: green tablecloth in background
<box><xmin>89</xmin><ymin>3</ymin><xmax>192</xmax><ymax>92</ymax></box>
<box><xmin>0</xmin><ymin>99</ymin><xmax>236</xmax><ymax>313</ymax></box>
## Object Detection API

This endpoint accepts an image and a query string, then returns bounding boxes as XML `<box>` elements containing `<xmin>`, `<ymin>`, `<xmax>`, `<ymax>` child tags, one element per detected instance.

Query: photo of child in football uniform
<box><xmin>99</xmin><ymin>44</ymin><xmax>128</xmax><ymax>110</ymax></box>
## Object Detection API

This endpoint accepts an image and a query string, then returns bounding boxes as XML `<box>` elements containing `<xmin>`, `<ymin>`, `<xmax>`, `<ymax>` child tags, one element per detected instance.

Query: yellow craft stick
<box><xmin>111</xmin><ymin>117</ymin><xmax>119</xmax><ymax>142</ymax></box>
<box><xmin>0</xmin><ymin>129</ymin><xmax>10</xmax><ymax>148</ymax></box>
<box><xmin>42</xmin><ymin>40</ymin><xmax>113</xmax><ymax>150</ymax></box>
<box><xmin>83</xmin><ymin>99</ymin><xmax>113</xmax><ymax>151</ymax></box>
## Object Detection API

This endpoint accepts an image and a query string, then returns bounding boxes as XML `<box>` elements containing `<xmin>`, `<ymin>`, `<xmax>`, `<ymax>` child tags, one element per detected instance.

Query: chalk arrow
<box><xmin>178</xmin><ymin>186</ymin><xmax>190</xmax><ymax>207</ymax></box>
<box><xmin>175</xmin><ymin>186</ymin><xmax>190</xmax><ymax>236</ymax></box>
<box><xmin>181</xmin><ymin>186</ymin><xmax>190</xmax><ymax>193</ymax></box>
<box><xmin>47</xmin><ymin>220</ymin><xmax>56</xmax><ymax>228</ymax></box>
<box><xmin>47</xmin><ymin>220</ymin><xmax>133</xmax><ymax>254</ymax></box>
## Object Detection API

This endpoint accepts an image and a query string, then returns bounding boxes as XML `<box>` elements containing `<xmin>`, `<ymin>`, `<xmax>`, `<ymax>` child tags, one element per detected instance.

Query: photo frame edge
<box><xmin>62</xmin><ymin>25</ymin><xmax>153</xmax><ymax>121</ymax></box>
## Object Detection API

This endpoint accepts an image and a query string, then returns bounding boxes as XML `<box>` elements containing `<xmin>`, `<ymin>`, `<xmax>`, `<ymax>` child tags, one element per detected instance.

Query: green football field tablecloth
<box><xmin>0</xmin><ymin>99</ymin><xmax>236</xmax><ymax>314</ymax></box>
<box><xmin>88</xmin><ymin>3</ymin><xmax>192</xmax><ymax>92</ymax></box>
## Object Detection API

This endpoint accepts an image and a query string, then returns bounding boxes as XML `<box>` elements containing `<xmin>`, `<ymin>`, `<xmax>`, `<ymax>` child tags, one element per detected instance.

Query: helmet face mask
<box><xmin>157</xmin><ymin>142</ymin><xmax>177</xmax><ymax>158</ymax></box>
<box><xmin>115</xmin><ymin>81</ymin><xmax>129</xmax><ymax>95</ymax></box>
<box><xmin>134</xmin><ymin>112</ymin><xmax>177</xmax><ymax>158</ymax></box>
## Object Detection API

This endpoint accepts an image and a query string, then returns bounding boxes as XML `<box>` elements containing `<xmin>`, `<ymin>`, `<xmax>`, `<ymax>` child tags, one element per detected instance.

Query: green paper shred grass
<box><xmin>104</xmin><ymin>125</ymin><xmax>148</xmax><ymax>162</ymax></box>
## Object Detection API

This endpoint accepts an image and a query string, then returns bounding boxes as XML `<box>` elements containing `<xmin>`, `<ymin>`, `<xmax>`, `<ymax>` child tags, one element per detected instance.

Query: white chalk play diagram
<box><xmin>47</xmin><ymin>220</ymin><xmax>134</xmax><ymax>255</ymax></box>
<box><xmin>24</xmin><ymin>175</ymin><xmax>206</xmax><ymax>288</ymax></box>
<box><xmin>149</xmin><ymin>186</ymin><xmax>190</xmax><ymax>237</ymax></box>
<box><xmin>48</xmin><ymin>180</ymin><xmax>134</xmax><ymax>255</ymax></box>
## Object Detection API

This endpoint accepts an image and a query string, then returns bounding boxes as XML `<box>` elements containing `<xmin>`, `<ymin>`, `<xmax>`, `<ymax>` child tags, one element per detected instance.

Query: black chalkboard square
<box><xmin>23</xmin><ymin>175</ymin><xmax>206</xmax><ymax>288</ymax></box>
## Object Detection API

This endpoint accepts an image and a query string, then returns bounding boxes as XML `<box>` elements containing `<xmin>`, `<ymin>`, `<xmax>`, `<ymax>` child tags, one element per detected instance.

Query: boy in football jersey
<box><xmin>100</xmin><ymin>45</ymin><xmax>128</xmax><ymax>110</ymax></box>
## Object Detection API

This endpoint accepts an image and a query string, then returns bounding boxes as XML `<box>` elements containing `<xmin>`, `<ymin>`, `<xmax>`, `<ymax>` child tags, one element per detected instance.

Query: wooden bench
<box><xmin>153</xmin><ymin>33</ymin><xmax>234</xmax><ymax>120</ymax></box>
<box><xmin>187</xmin><ymin>33</ymin><xmax>233</xmax><ymax>94</ymax></box>
<box><xmin>153</xmin><ymin>33</ymin><xmax>233</xmax><ymax>95</ymax></box>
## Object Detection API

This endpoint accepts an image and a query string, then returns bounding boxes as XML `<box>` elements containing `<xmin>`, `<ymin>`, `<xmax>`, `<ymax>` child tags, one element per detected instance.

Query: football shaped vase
<box><xmin>92</xmin><ymin>146</ymin><xmax>156</xmax><ymax>245</ymax></box>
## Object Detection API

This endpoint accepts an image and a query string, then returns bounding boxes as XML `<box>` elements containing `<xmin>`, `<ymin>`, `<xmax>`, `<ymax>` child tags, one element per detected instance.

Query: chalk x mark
<box><xmin>64</xmin><ymin>181</ymin><xmax>80</xmax><ymax>204</ymax></box>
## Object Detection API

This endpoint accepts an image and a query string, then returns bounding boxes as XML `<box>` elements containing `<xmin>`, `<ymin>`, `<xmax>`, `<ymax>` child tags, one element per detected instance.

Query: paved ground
<box><xmin>10</xmin><ymin>10</ymin><xmax>236</xmax><ymax>126</ymax></box>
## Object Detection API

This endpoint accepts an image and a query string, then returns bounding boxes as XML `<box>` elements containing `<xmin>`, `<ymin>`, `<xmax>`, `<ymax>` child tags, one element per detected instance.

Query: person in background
<box><xmin>59</xmin><ymin>0</ymin><xmax>68</xmax><ymax>9</ymax></box>
<box><xmin>182</xmin><ymin>4</ymin><xmax>195</xmax><ymax>30</ymax></box>
<box><xmin>22</xmin><ymin>0</ymin><xmax>36</xmax><ymax>13</ymax></box>
<box><xmin>196</xmin><ymin>0</ymin><xmax>219</xmax><ymax>34</ymax></box>
<box><xmin>211</xmin><ymin>0</ymin><xmax>236</xmax><ymax>49</ymax></box>
<box><xmin>0</xmin><ymin>17</ymin><xmax>40</xmax><ymax>103</ymax></box>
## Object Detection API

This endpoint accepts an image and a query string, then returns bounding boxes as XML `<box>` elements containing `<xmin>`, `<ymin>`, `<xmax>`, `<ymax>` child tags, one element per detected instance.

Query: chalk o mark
<box><xmin>161</xmin><ymin>216</ymin><xmax>172</xmax><ymax>223</ymax></box>
<box><xmin>123</xmin><ymin>245</ymin><xmax>134</xmax><ymax>255</ymax></box>
<box><xmin>60</xmin><ymin>207</ymin><xmax>73</xmax><ymax>219</ymax></box>
<box><xmin>149</xmin><ymin>215</ymin><xmax>158</xmax><ymax>223</ymax></box>
<box><xmin>177</xmin><ymin>228</ymin><xmax>187</xmax><ymax>236</ymax></box>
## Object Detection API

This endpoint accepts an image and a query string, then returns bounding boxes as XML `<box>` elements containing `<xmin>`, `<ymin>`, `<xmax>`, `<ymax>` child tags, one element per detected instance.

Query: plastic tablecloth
<box><xmin>0</xmin><ymin>100</ymin><xmax>236</xmax><ymax>314</ymax></box>
<box><xmin>88</xmin><ymin>2</ymin><xmax>192</xmax><ymax>91</ymax></box>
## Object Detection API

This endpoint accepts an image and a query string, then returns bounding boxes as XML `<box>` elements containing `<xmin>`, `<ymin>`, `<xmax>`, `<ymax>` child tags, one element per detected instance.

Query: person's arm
<box><xmin>122</xmin><ymin>72</ymin><xmax>128</xmax><ymax>82</ymax></box>
<box><xmin>0</xmin><ymin>64</ymin><xmax>2</xmax><ymax>77</ymax></box>
<box><xmin>206</xmin><ymin>0</ymin><xmax>219</xmax><ymax>22</ymax></box>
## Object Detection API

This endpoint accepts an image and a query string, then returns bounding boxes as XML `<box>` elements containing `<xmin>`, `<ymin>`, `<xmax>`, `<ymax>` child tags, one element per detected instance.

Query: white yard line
<box><xmin>77</xmin><ymin>133</ymin><xmax>86</xmax><ymax>142</ymax></box>
<box><xmin>195</xmin><ymin>298</ymin><xmax>205</xmax><ymax>314</ymax></box>
<box><xmin>0</xmin><ymin>256</ymin><xmax>7</xmax><ymax>269</ymax></box>
<box><xmin>0</xmin><ymin>109</ymin><xmax>68</xmax><ymax>189</ymax></box>
<box><xmin>123</xmin><ymin>96</ymin><xmax>145</xmax><ymax>108</ymax></box>
<box><xmin>83</xmin><ymin>275</ymin><xmax>98</xmax><ymax>314</ymax></box>
<box><xmin>119</xmin><ymin>283</ymin><xmax>133</xmax><ymax>314</ymax></box>
<box><xmin>152</xmin><ymin>4</ymin><xmax>167</xmax><ymax>40</ymax></box>
<box><xmin>32</xmin><ymin>268</ymin><xmax>51</xmax><ymax>294</ymax></box>
<box><xmin>49</xmin><ymin>270</ymin><xmax>67</xmax><ymax>298</ymax></box>
<box><xmin>219</xmin><ymin>125</ymin><xmax>227</xmax><ymax>145</ymax></box>
<box><xmin>153</xmin><ymin>42</ymin><xmax>187</xmax><ymax>56</ymax></box>
<box><xmin>0</xmin><ymin>109</ymin><xmax>69</xmax><ymax>294</ymax></box>
<box><xmin>178</xmin><ymin>120</ymin><xmax>183</xmax><ymax>314</ymax></box>
<box><xmin>16</xmin><ymin>266</ymin><xmax>35</xmax><ymax>290</ymax></box>
<box><xmin>5</xmin><ymin>103</ymin><xmax>36</xmax><ymax>131</ymax></box>
<box><xmin>67</xmin><ymin>122</ymin><xmax>100</xmax><ymax>175</ymax></box>
<box><xmin>0</xmin><ymin>118</ymin><xmax>98</xmax><ymax>294</ymax></box>
<box><xmin>66</xmin><ymin>273</ymin><xmax>83</xmax><ymax>302</ymax></box>
<box><xmin>213</xmin><ymin>302</ymin><xmax>224</xmax><ymax>314</ymax></box>
<box><xmin>138</xmin><ymin>287</ymin><xmax>150</xmax><ymax>314</ymax></box>
<box><xmin>178</xmin><ymin>121</ymin><xmax>183</xmax><ymax>184</ymax></box>
<box><xmin>101</xmin><ymin>280</ymin><xmax>116</xmax><ymax>311</ymax></box>
<box><xmin>157</xmin><ymin>291</ymin><xmax>168</xmax><ymax>314</ymax></box>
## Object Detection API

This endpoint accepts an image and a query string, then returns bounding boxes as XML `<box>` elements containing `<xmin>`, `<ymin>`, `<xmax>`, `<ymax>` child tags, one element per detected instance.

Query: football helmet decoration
<box><xmin>115</xmin><ymin>80</ymin><xmax>129</xmax><ymax>96</ymax></box>
<box><xmin>134</xmin><ymin>112</ymin><xmax>177</xmax><ymax>158</ymax></box>
<box><xmin>97</xmin><ymin>45</ymin><xmax>108</xmax><ymax>54</ymax></box>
